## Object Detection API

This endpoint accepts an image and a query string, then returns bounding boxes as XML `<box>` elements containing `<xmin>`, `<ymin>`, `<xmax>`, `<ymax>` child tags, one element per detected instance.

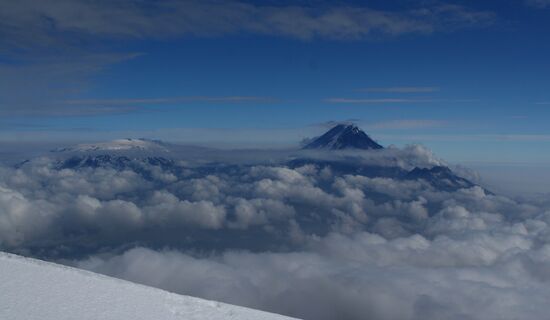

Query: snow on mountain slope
<box><xmin>0</xmin><ymin>252</ymin><xmax>298</xmax><ymax>320</ymax></box>
<box><xmin>303</xmin><ymin>124</ymin><xmax>383</xmax><ymax>150</ymax></box>
<box><xmin>52</xmin><ymin>138</ymin><xmax>171</xmax><ymax>153</ymax></box>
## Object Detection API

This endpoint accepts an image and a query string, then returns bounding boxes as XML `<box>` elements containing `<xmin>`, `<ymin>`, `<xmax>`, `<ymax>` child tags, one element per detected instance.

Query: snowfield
<box><xmin>0</xmin><ymin>252</ymin><xmax>298</xmax><ymax>320</ymax></box>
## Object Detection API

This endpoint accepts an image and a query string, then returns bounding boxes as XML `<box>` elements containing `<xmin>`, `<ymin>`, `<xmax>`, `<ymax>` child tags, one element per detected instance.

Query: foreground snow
<box><xmin>0</xmin><ymin>252</ymin><xmax>297</xmax><ymax>320</ymax></box>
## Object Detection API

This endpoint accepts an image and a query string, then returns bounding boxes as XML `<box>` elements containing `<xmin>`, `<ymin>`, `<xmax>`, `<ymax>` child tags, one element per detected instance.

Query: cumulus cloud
<box><xmin>76</xmin><ymin>230</ymin><xmax>550</xmax><ymax>320</ymax></box>
<box><xmin>0</xmin><ymin>145</ymin><xmax>480</xmax><ymax>252</ymax></box>
<box><xmin>0</xmin><ymin>145</ymin><xmax>425</xmax><ymax>251</ymax></box>
<box><xmin>1</xmin><ymin>146</ymin><xmax>550</xmax><ymax>319</ymax></box>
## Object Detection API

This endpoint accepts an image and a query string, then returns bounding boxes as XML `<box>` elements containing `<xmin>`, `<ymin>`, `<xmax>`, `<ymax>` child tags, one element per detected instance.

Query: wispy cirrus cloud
<box><xmin>357</xmin><ymin>86</ymin><xmax>440</xmax><ymax>93</ymax></box>
<box><xmin>525</xmin><ymin>0</ymin><xmax>550</xmax><ymax>8</ymax></box>
<box><xmin>0</xmin><ymin>1</ymin><xmax>494</xmax><ymax>117</ymax></box>
<box><xmin>0</xmin><ymin>95</ymin><xmax>277</xmax><ymax>117</ymax></box>
<box><xmin>326</xmin><ymin>86</ymin><xmax>446</xmax><ymax>105</ymax></box>
<box><xmin>0</xmin><ymin>1</ymin><xmax>496</xmax><ymax>52</ymax></box>
<box><xmin>0</xmin><ymin>53</ymin><xmax>143</xmax><ymax>116</ymax></box>
<box><xmin>325</xmin><ymin>98</ymin><xmax>478</xmax><ymax>104</ymax></box>
<box><xmin>314</xmin><ymin>119</ymin><xmax>447</xmax><ymax>131</ymax></box>
<box><xmin>369</xmin><ymin>119</ymin><xmax>447</xmax><ymax>130</ymax></box>
<box><xmin>379</xmin><ymin>133</ymin><xmax>550</xmax><ymax>142</ymax></box>
<box><xmin>64</xmin><ymin>96</ymin><xmax>278</xmax><ymax>106</ymax></box>
<box><xmin>325</xmin><ymin>98</ymin><xmax>436</xmax><ymax>104</ymax></box>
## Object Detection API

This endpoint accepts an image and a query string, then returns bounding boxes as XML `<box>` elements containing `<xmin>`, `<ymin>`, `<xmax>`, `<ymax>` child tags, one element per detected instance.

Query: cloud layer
<box><xmin>1</xmin><ymin>146</ymin><xmax>550</xmax><ymax>319</ymax></box>
<box><xmin>0</xmin><ymin>146</ymin><xmax>445</xmax><ymax>252</ymax></box>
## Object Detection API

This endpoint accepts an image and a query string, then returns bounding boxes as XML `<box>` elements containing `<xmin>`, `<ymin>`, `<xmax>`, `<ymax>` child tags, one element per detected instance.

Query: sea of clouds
<box><xmin>1</xmin><ymin>146</ymin><xmax>550</xmax><ymax>319</ymax></box>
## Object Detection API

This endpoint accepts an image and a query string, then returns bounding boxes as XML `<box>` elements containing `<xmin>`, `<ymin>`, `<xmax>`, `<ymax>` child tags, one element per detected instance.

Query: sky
<box><xmin>1</xmin><ymin>0</ymin><xmax>550</xmax><ymax>192</ymax></box>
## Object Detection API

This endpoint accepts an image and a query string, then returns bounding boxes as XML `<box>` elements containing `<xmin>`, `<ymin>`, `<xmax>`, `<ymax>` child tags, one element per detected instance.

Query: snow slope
<box><xmin>0</xmin><ymin>252</ymin><xmax>298</xmax><ymax>320</ymax></box>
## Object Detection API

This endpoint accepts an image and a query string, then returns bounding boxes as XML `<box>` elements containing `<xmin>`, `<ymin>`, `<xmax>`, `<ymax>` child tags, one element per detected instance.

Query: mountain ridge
<box><xmin>31</xmin><ymin>124</ymin><xmax>482</xmax><ymax>193</ymax></box>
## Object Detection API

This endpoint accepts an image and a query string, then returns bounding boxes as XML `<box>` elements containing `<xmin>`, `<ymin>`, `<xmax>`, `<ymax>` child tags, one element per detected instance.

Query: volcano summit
<box><xmin>303</xmin><ymin>124</ymin><xmax>383</xmax><ymax>150</ymax></box>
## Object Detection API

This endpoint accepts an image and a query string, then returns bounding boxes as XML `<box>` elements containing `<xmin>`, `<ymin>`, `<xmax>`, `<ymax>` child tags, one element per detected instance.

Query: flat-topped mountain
<box><xmin>52</xmin><ymin>138</ymin><xmax>170</xmax><ymax>153</ymax></box>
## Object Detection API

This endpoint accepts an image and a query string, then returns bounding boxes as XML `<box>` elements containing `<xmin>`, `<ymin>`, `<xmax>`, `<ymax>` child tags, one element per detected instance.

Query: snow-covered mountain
<box><xmin>303</xmin><ymin>124</ymin><xmax>383</xmax><ymax>150</ymax></box>
<box><xmin>0</xmin><ymin>251</ymin><xmax>298</xmax><ymax>320</ymax></box>
<box><xmin>39</xmin><ymin>125</ymin><xmax>479</xmax><ymax>192</ymax></box>
<box><xmin>52</xmin><ymin>138</ymin><xmax>171</xmax><ymax>153</ymax></box>
<box><xmin>49</xmin><ymin>138</ymin><xmax>178</xmax><ymax>174</ymax></box>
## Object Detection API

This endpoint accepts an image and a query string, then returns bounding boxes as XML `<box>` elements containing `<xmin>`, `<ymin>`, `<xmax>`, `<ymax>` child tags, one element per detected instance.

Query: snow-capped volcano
<box><xmin>53</xmin><ymin>138</ymin><xmax>170</xmax><ymax>153</ymax></box>
<box><xmin>303</xmin><ymin>124</ymin><xmax>383</xmax><ymax>150</ymax></box>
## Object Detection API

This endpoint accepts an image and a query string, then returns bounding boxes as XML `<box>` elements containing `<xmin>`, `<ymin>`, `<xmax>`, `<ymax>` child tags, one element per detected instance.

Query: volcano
<box><xmin>303</xmin><ymin>124</ymin><xmax>383</xmax><ymax>150</ymax></box>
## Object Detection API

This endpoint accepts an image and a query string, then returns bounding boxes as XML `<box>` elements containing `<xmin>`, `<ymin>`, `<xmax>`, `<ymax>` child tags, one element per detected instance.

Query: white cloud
<box><xmin>1</xmin><ymin>146</ymin><xmax>550</xmax><ymax>319</ymax></box>
<box><xmin>63</xmin><ymin>96</ymin><xmax>278</xmax><ymax>106</ymax></box>
<box><xmin>76</xmin><ymin>228</ymin><xmax>550</xmax><ymax>320</ymax></box>
<box><xmin>0</xmin><ymin>145</ymin><xmax>443</xmax><ymax>249</ymax></box>
<box><xmin>144</xmin><ymin>190</ymin><xmax>226</xmax><ymax>229</ymax></box>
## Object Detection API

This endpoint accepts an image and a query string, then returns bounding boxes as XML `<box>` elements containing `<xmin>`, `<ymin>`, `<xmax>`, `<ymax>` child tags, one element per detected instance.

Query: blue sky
<box><xmin>1</xmin><ymin>0</ymin><xmax>550</xmax><ymax>169</ymax></box>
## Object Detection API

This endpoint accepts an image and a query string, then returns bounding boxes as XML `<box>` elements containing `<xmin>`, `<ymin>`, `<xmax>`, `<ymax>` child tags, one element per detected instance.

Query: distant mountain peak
<box><xmin>303</xmin><ymin>124</ymin><xmax>383</xmax><ymax>150</ymax></box>
<box><xmin>52</xmin><ymin>138</ymin><xmax>170</xmax><ymax>153</ymax></box>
